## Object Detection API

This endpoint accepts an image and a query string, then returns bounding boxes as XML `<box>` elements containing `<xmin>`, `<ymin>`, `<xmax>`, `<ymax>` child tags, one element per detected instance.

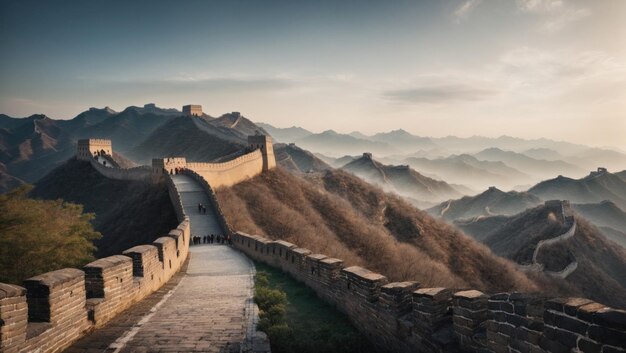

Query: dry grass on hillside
<box><xmin>216</xmin><ymin>168</ymin><xmax>539</xmax><ymax>293</ymax></box>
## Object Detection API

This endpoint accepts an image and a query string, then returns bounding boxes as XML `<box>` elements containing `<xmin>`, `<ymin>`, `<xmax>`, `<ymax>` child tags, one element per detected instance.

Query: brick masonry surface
<box><xmin>232</xmin><ymin>232</ymin><xmax>626</xmax><ymax>353</ymax></box>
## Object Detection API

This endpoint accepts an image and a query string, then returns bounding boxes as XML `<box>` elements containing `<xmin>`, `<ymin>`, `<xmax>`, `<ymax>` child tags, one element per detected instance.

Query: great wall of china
<box><xmin>1</xmin><ymin>131</ymin><xmax>625</xmax><ymax>353</ymax></box>
<box><xmin>517</xmin><ymin>200</ymin><xmax>580</xmax><ymax>279</ymax></box>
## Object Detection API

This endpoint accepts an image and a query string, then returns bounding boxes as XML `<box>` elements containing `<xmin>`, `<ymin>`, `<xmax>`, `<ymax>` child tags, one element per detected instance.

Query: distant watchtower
<box><xmin>248</xmin><ymin>134</ymin><xmax>276</xmax><ymax>171</ymax></box>
<box><xmin>183</xmin><ymin>105</ymin><xmax>203</xmax><ymax>117</ymax></box>
<box><xmin>76</xmin><ymin>139</ymin><xmax>112</xmax><ymax>161</ymax></box>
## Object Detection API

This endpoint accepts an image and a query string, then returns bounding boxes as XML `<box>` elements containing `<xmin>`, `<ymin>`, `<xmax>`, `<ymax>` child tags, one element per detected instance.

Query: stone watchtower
<box><xmin>248</xmin><ymin>134</ymin><xmax>276</xmax><ymax>171</ymax></box>
<box><xmin>182</xmin><ymin>105</ymin><xmax>203</xmax><ymax>117</ymax></box>
<box><xmin>76</xmin><ymin>139</ymin><xmax>112</xmax><ymax>161</ymax></box>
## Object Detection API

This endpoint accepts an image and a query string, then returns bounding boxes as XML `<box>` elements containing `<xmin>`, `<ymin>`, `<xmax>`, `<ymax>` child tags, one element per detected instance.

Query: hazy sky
<box><xmin>1</xmin><ymin>0</ymin><xmax>625</xmax><ymax>149</ymax></box>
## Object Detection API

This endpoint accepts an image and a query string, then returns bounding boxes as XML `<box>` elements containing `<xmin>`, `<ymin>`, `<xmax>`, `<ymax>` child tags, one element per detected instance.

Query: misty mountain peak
<box><xmin>388</xmin><ymin>128</ymin><xmax>411</xmax><ymax>136</ymax></box>
<box><xmin>89</xmin><ymin>106</ymin><xmax>117</xmax><ymax>114</ymax></box>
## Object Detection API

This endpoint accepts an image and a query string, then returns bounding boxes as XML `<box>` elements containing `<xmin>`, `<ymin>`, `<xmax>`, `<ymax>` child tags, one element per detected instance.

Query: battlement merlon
<box><xmin>76</xmin><ymin>139</ymin><xmax>112</xmax><ymax>161</ymax></box>
<box><xmin>248</xmin><ymin>134</ymin><xmax>276</xmax><ymax>171</ymax></box>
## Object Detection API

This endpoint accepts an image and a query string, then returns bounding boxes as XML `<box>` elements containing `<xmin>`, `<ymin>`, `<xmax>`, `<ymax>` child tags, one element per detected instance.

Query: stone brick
<box><xmin>0</xmin><ymin>284</ymin><xmax>26</xmax><ymax>299</ymax></box>
<box><xmin>577</xmin><ymin>302</ymin><xmax>607</xmax><ymax>323</ymax></box>
<box><xmin>487</xmin><ymin>330</ymin><xmax>510</xmax><ymax>346</ymax></box>
<box><xmin>491</xmin><ymin>293</ymin><xmax>510</xmax><ymax>301</ymax></box>
<box><xmin>454</xmin><ymin>290</ymin><xmax>488</xmax><ymax>300</ymax></box>
<box><xmin>554</xmin><ymin>312</ymin><xmax>589</xmax><ymax>335</ymax></box>
<box><xmin>594</xmin><ymin>308</ymin><xmax>626</xmax><ymax>331</ymax></box>
<box><xmin>488</xmin><ymin>300</ymin><xmax>501</xmax><ymax>311</ymax></box>
<box><xmin>539</xmin><ymin>336</ymin><xmax>570</xmax><ymax>353</ymax></box>
<box><xmin>515</xmin><ymin>326</ymin><xmax>542</xmax><ymax>345</ymax></box>
<box><xmin>577</xmin><ymin>337</ymin><xmax>602</xmax><ymax>353</ymax></box>
<box><xmin>563</xmin><ymin>298</ymin><xmax>595</xmax><ymax>316</ymax></box>
<box><xmin>544</xmin><ymin>310</ymin><xmax>558</xmax><ymax>326</ymax></box>
<box><xmin>588</xmin><ymin>325</ymin><xmax>626</xmax><ymax>347</ymax></box>
<box><xmin>487</xmin><ymin>340</ymin><xmax>509</xmax><ymax>353</ymax></box>
<box><xmin>553</xmin><ymin>327</ymin><xmax>578</xmax><ymax>347</ymax></box>
<box><xmin>545</xmin><ymin>298</ymin><xmax>569</xmax><ymax>312</ymax></box>
<box><xmin>414</xmin><ymin>287</ymin><xmax>452</xmax><ymax>303</ymax></box>
<box><xmin>505</xmin><ymin>312</ymin><xmax>529</xmax><ymax>327</ymax></box>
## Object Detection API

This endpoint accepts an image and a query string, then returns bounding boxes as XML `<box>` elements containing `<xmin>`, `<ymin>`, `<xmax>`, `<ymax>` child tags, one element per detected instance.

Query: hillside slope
<box><xmin>342</xmin><ymin>153</ymin><xmax>461</xmax><ymax>206</ymax></box>
<box><xmin>31</xmin><ymin>158</ymin><xmax>178</xmax><ymax>257</ymax></box>
<box><xmin>572</xmin><ymin>201</ymin><xmax>626</xmax><ymax>248</ymax></box>
<box><xmin>77</xmin><ymin>107</ymin><xmax>176</xmax><ymax>152</ymax></box>
<box><xmin>0</xmin><ymin>163</ymin><xmax>25</xmax><ymax>193</ymax></box>
<box><xmin>215</xmin><ymin>167</ymin><xmax>541</xmax><ymax>293</ymax></box>
<box><xmin>274</xmin><ymin>143</ymin><xmax>332</xmax><ymax>173</ymax></box>
<box><xmin>0</xmin><ymin>115</ymin><xmax>76</xmax><ymax>182</ymax></box>
<box><xmin>129</xmin><ymin>116</ymin><xmax>244</xmax><ymax>163</ymax></box>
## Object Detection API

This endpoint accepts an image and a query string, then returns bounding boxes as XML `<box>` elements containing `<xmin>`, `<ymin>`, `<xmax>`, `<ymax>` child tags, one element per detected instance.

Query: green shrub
<box><xmin>255</xmin><ymin>286</ymin><xmax>287</xmax><ymax>310</ymax></box>
<box><xmin>0</xmin><ymin>185</ymin><xmax>101</xmax><ymax>284</ymax></box>
<box><xmin>252</xmin><ymin>265</ymin><xmax>375</xmax><ymax>353</ymax></box>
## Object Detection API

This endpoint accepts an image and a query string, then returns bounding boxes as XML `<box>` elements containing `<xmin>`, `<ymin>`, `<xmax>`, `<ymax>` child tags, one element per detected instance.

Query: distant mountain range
<box><xmin>529</xmin><ymin>169</ymin><xmax>626</xmax><ymax>209</ymax></box>
<box><xmin>428</xmin><ymin>169</ymin><xmax>626</xmax><ymax>251</ymax></box>
<box><xmin>0</xmin><ymin>105</ymin><xmax>181</xmax><ymax>189</ymax></box>
<box><xmin>341</xmin><ymin>153</ymin><xmax>461</xmax><ymax>207</ymax></box>
<box><xmin>0</xmin><ymin>105</ymin><xmax>271</xmax><ymax>192</ymax></box>
<box><xmin>400</xmin><ymin>154</ymin><xmax>533</xmax><ymax>191</ymax></box>
<box><xmin>294</xmin><ymin>130</ymin><xmax>398</xmax><ymax>156</ymax></box>
<box><xmin>474</xmin><ymin>147</ymin><xmax>585</xmax><ymax>180</ymax></box>
<box><xmin>259</xmin><ymin>123</ymin><xmax>626</xmax><ymax>191</ymax></box>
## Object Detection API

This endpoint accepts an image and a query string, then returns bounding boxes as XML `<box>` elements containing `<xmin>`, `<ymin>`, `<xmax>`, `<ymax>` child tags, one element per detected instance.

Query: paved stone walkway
<box><xmin>65</xmin><ymin>175</ymin><xmax>256</xmax><ymax>353</ymax></box>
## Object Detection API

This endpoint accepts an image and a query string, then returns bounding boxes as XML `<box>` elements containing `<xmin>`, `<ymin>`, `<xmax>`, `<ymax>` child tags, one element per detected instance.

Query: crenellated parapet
<box><xmin>152</xmin><ymin>134</ymin><xmax>276</xmax><ymax>188</ymax></box>
<box><xmin>0</xmin><ymin>174</ymin><xmax>191</xmax><ymax>353</ymax></box>
<box><xmin>231</xmin><ymin>231</ymin><xmax>626</xmax><ymax>353</ymax></box>
<box><xmin>89</xmin><ymin>158</ymin><xmax>152</xmax><ymax>182</ymax></box>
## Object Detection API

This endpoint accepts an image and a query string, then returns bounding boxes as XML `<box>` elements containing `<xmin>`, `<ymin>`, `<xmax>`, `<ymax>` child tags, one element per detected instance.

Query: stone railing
<box><xmin>187</xmin><ymin>149</ymin><xmax>263</xmax><ymax>172</ymax></box>
<box><xmin>0</xmin><ymin>175</ymin><xmax>192</xmax><ymax>353</ymax></box>
<box><xmin>181</xmin><ymin>168</ymin><xmax>233</xmax><ymax>235</ymax></box>
<box><xmin>231</xmin><ymin>231</ymin><xmax>626</xmax><ymax>353</ymax></box>
<box><xmin>185</xmin><ymin>149</ymin><xmax>264</xmax><ymax>188</ymax></box>
<box><xmin>164</xmin><ymin>173</ymin><xmax>185</xmax><ymax>223</ymax></box>
<box><xmin>89</xmin><ymin>157</ymin><xmax>152</xmax><ymax>182</ymax></box>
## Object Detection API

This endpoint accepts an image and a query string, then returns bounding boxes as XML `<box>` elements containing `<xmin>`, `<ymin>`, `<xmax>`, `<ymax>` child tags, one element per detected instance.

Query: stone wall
<box><xmin>89</xmin><ymin>157</ymin><xmax>152</xmax><ymax>182</ymax></box>
<box><xmin>165</xmin><ymin>171</ymin><xmax>185</xmax><ymax>223</ymax></box>
<box><xmin>0</xmin><ymin>174</ymin><xmax>191</xmax><ymax>353</ymax></box>
<box><xmin>181</xmin><ymin>168</ymin><xmax>233</xmax><ymax>235</ymax></box>
<box><xmin>231</xmin><ymin>231</ymin><xmax>626</xmax><ymax>353</ymax></box>
<box><xmin>186</xmin><ymin>149</ymin><xmax>265</xmax><ymax>188</ymax></box>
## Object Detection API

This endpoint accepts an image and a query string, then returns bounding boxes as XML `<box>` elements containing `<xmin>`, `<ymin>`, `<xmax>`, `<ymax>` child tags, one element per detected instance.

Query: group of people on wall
<box><xmin>191</xmin><ymin>202</ymin><xmax>231</xmax><ymax>245</ymax></box>
<box><xmin>167</xmin><ymin>167</ymin><xmax>184</xmax><ymax>175</ymax></box>
<box><xmin>191</xmin><ymin>234</ymin><xmax>230</xmax><ymax>245</ymax></box>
